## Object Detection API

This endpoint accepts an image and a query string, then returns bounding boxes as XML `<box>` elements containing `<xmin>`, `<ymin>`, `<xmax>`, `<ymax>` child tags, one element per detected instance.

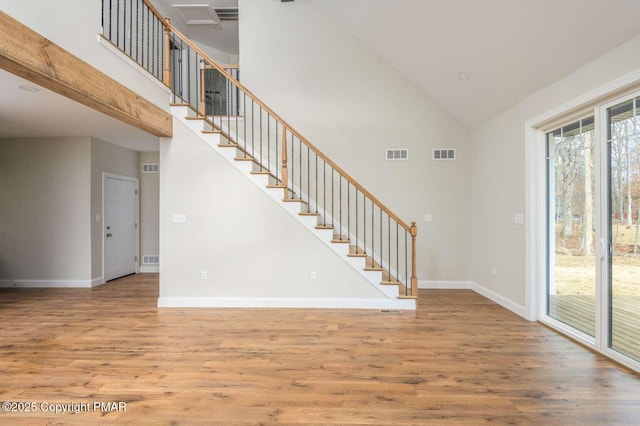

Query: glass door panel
<box><xmin>547</xmin><ymin>117</ymin><xmax>597</xmax><ymax>337</ymax></box>
<box><xmin>607</xmin><ymin>97</ymin><xmax>640</xmax><ymax>362</ymax></box>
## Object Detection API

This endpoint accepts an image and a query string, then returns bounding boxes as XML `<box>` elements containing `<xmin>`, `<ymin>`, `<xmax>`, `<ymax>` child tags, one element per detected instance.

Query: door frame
<box><xmin>102</xmin><ymin>172</ymin><xmax>140</xmax><ymax>282</ymax></box>
<box><xmin>525</xmin><ymin>72</ymin><xmax>640</xmax><ymax>374</ymax></box>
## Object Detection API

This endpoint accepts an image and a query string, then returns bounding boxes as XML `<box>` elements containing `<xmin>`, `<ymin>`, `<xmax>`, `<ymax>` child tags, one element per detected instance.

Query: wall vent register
<box><xmin>142</xmin><ymin>163</ymin><xmax>159</xmax><ymax>173</ymax></box>
<box><xmin>385</xmin><ymin>149</ymin><xmax>409</xmax><ymax>160</ymax></box>
<box><xmin>432</xmin><ymin>149</ymin><xmax>456</xmax><ymax>160</ymax></box>
<box><xmin>143</xmin><ymin>255</ymin><xmax>159</xmax><ymax>265</ymax></box>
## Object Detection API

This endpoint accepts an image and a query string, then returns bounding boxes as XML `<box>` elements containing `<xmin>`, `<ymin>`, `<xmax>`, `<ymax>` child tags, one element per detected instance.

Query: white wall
<box><xmin>159</xmin><ymin>117</ymin><xmax>385</xmax><ymax>303</ymax></box>
<box><xmin>90</xmin><ymin>138</ymin><xmax>139</xmax><ymax>280</ymax></box>
<box><xmin>471</xmin><ymin>34</ymin><xmax>640</xmax><ymax>314</ymax></box>
<box><xmin>2</xmin><ymin>0</ymin><xmax>169</xmax><ymax>110</ymax></box>
<box><xmin>238</xmin><ymin>0</ymin><xmax>471</xmax><ymax>282</ymax></box>
<box><xmin>139</xmin><ymin>151</ymin><xmax>160</xmax><ymax>272</ymax></box>
<box><xmin>0</xmin><ymin>137</ymin><xmax>92</xmax><ymax>282</ymax></box>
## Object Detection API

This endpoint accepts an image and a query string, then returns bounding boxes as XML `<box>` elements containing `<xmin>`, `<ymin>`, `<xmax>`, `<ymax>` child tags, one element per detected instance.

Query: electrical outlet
<box><xmin>201</xmin><ymin>271</ymin><xmax>208</xmax><ymax>280</ymax></box>
<box><xmin>424</xmin><ymin>214</ymin><xmax>433</xmax><ymax>222</ymax></box>
<box><xmin>310</xmin><ymin>271</ymin><xmax>317</xmax><ymax>280</ymax></box>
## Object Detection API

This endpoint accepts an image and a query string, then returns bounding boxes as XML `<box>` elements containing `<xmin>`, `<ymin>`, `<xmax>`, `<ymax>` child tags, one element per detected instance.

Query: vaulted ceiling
<box><xmin>310</xmin><ymin>0</ymin><xmax>640</xmax><ymax>128</ymax></box>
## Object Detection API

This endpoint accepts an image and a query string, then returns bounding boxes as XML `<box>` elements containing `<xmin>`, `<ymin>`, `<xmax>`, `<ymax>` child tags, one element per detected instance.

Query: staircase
<box><xmin>102</xmin><ymin>0</ymin><xmax>418</xmax><ymax>309</ymax></box>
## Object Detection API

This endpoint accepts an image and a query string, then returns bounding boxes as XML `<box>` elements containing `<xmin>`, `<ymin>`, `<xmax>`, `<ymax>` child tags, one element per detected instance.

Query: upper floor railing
<box><xmin>101</xmin><ymin>0</ymin><xmax>418</xmax><ymax>297</ymax></box>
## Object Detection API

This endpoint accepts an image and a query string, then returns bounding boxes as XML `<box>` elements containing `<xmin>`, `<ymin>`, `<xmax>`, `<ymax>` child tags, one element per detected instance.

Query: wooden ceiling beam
<box><xmin>0</xmin><ymin>11</ymin><xmax>172</xmax><ymax>138</ymax></box>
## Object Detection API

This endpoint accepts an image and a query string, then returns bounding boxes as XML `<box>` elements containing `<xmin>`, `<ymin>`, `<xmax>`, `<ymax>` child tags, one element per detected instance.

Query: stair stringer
<box><xmin>171</xmin><ymin>105</ymin><xmax>415</xmax><ymax>310</ymax></box>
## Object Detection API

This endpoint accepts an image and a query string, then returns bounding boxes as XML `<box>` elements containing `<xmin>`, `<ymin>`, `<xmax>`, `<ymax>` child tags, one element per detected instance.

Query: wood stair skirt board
<box><xmin>158</xmin><ymin>296</ymin><xmax>416</xmax><ymax>310</ymax></box>
<box><xmin>170</xmin><ymin>106</ymin><xmax>415</xmax><ymax>309</ymax></box>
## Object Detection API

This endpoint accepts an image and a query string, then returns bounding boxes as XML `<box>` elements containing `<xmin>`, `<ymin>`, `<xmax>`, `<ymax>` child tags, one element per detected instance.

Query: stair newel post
<box><xmin>163</xmin><ymin>18</ymin><xmax>171</xmax><ymax>87</ymax></box>
<box><xmin>281</xmin><ymin>126</ymin><xmax>288</xmax><ymax>200</ymax></box>
<box><xmin>410</xmin><ymin>222</ymin><xmax>418</xmax><ymax>297</ymax></box>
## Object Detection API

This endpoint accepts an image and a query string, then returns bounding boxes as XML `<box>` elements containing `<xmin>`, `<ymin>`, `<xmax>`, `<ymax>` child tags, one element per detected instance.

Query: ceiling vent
<box><xmin>432</xmin><ymin>149</ymin><xmax>456</xmax><ymax>160</ymax></box>
<box><xmin>172</xmin><ymin>4</ymin><xmax>220</xmax><ymax>25</ymax></box>
<box><xmin>385</xmin><ymin>149</ymin><xmax>408</xmax><ymax>160</ymax></box>
<box><xmin>214</xmin><ymin>8</ymin><xmax>238</xmax><ymax>21</ymax></box>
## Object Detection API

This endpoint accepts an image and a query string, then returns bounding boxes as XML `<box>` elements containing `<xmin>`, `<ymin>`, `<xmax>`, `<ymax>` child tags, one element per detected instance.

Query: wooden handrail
<box><xmin>165</xmin><ymin>21</ymin><xmax>411</xmax><ymax>232</ymax></box>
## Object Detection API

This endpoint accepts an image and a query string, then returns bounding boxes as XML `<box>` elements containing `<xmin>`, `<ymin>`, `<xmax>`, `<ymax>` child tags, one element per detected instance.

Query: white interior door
<box><xmin>105</xmin><ymin>177</ymin><xmax>137</xmax><ymax>281</ymax></box>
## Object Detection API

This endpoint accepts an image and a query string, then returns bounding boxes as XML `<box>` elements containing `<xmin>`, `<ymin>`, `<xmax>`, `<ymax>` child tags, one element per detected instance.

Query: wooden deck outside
<box><xmin>549</xmin><ymin>294</ymin><xmax>640</xmax><ymax>361</ymax></box>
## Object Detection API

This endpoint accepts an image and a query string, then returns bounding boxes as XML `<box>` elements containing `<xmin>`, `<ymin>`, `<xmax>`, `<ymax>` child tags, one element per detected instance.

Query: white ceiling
<box><xmin>0</xmin><ymin>69</ymin><xmax>159</xmax><ymax>151</ymax></box>
<box><xmin>153</xmin><ymin>0</ymin><xmax>239</xmax><ymax>57</ymax></box>
<box><xmin>310</xmin><ymin>0</ymin><xmax>640</xmax><ymax>128</ymax></box>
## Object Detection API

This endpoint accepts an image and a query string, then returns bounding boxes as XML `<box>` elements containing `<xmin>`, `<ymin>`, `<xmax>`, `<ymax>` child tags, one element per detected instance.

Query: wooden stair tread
<box><xmin>250</xmin><ymin>170</ymin><xmax>271</xmax><ymax>175</ymax></box>
<box><xmin>267</xmin><ymin>184</ymin><xmax>287</xmax><ymax>189</ymax></box>
<box><xmin>202</xmin><ymin>130</ymin><xmax>221</xmax><ymax>134</ymax></box>
<box><xmin>170</xmin><ymin>102</ymin><xmax>190</xmax><ymax>107</ymax></box>
<box><xmin>381</xmin><ymin>280</ymin><xmax>402</xmax><ymax>285</ymax></box>
<box><xmin>283</xmin><ymin>198</ymin><xmax>307</xmax><ymax>204</ymax></box>
<box><xmin>397</xmin><ymin>295</ymin><xmax>418</xmax><ymax>300</ymax></box>
<box><xmin>218</xmin><ymin>143</ymin><xmax>239</xmax><ymax>147</ymax></box>
<box><xmin>347</xmin><ymin>252</ymin><xmax>367</xmax><ymax>258</ymax></box>
<box><xmin>299</xmin><ymin>212</ymin><xmax>320</xmax><ymax>216</ymax></box>
<box><xmin>185</xmin><ymin>116</ymin><xmax>205</xmax><ymax>121</ymax></box>
<box><xmin>331</xmin><ymin>235</ymin><xmax>351</xmax><ymax>243</ymax></box>
<box><xmin>234</xmin><ymin>157</ymin><xmax>258</xmax><ymax>163</ymax></box>
<box><xmin>364</xmin><ymin>267</ymin><xmax>384</xmax><ymax>271</ymax></box>
<box><xmin>315</xmin><ymin>224</ymin><xmax>335</xmax><ymax>230</ymax></box>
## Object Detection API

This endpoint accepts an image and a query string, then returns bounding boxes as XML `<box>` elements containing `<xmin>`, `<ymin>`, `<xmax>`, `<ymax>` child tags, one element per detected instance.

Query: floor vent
<box><xmin>142</xmin><ymin>163</ymin><xmax>159</xmax><ymax>173</ymax></box>
<box><xmin>385</xmin><ymin>149</ymin><xmax>409</xmax><ymax>160</ymax></box>
<box><xmin>432</xmin><ymin>149</ymin><xmax>456</xmax><ymax>160</ymax></box>
<box><xmin>143</xmin><ymin>255</ymin><xmax>159</xmax><ymax>265</ymax></box>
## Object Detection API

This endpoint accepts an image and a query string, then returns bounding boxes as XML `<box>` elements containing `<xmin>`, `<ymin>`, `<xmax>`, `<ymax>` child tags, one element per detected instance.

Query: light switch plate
<box><xmin>173</xmin><ymin>213</ymin><xmax>186</xmax><ymax>224</ymax></box>
<box><xmin>514</xmin><ymin>214</ymin><xmax>524</xmax><ymax>225</ymax></box>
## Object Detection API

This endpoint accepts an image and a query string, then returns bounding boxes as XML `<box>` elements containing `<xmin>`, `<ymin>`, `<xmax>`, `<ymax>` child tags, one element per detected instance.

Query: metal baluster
<box><xmin>307</xmin><ymin>145</ymin><xmax>310</xmax><ymax>211</ymax></box>
<box><xmin>371</xmin><ymin>201</ymin><xmax>375</xmax><ymax>268</ymax></box>
<box><xmin>347</xmin><ymin>183</ymin><xmax>350</xmax><ymax>243</ymax></box>
<box><xmin>116</xmin><ymin>0</ymin><xmax>120</xmax><ymax>47</ymax></box>
<box><xmin>388</xmin><ymin>213</ymin><xmax>391</xmax><ymax>281</ymax></box>
<box><xmin>135</xmin><ymin>0</ymin><xmax>139</xmax><ymax>62</ymax></box>
<box><xmin>396</xmin><ymin>222</ymin><xmax>399</xmax><ymax>284</ymax></box>
<box><xmin>275</xmin><ymin>121</ymin><xmax>279</xmax><ymax>182</ymax></box>
<box><xmin>291</xmin><ymin>134</ymin><xmax>295</xmax><ymax>197</ymax></box>
<box><xmin>252</xmin><ymin>100</ymin><xmax>256</xmax><ymax>157</ymax></box>
<box><xmin>259</xmin><ymin>107</ymin><xmax>263</xmax><ymax>170</ymax></box>
<box><xmin>129</xmin><ymin>0</ymin><xmax>132</xmax><ymax>56</ymax></box>
<box><xmin>331</xmin><ymin>168</ymin><xmax>334</xmax><ymax>228</ymax></box>
<box><xmin>339</xmin><ymin>175</ymin><xmax>342</xmax><ymax>239</ymax></box>
<box><xmin>299</xmin><ymin>137</ymin><xmax>302</xmax><ymax>201</ymax></box>
<box><xmin>266</xmin><ymin>113</ymin><xmax>270</xmax><ymax>173</ymax></box>
<box><xmin>405</xmin><ymin>229</ymin><xmax>408</xmax><ymax>295</ymax></box>
<box><xmin>355</xmin><ymin>188</ymin><xmax>358</xmax><ymax>253</ymax></box>
<box><xmin>243</xmin><ymin>93</ymin><xmax>247</xmax><ymax>157</ymax></box>
<box><xmin>363</xmin><ymin>192</ymin><xmax>366</xmax><ymax>254</ymax></box>
<box><xmin>315</xmin><ymin>154</ymin><xmax>318</xmax><ymax>213</ymax></box>
<box><xmin>322</xmin><ymin>160</ymin><xmax>326</xmax><ymax>223</ymax></box>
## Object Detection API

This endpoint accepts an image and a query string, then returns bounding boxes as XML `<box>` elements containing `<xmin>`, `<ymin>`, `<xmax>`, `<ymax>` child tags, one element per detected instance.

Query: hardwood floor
<box><xmin>0</xmin><ymin>274</ymin><xmax>639</xmax><ymax>425</ymax></box>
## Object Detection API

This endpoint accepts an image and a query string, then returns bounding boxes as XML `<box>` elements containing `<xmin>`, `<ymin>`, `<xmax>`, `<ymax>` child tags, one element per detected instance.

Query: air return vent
<box><xmin>214</xmin><ymin>8</ymin><xmax>238</xmax><ymax>21</ymax></box>
<box><xmin>385</xmin><ymin>149</ymin><xmax>409</xmax><ymax>160</ymax></box>
<box><xmin>142</xmin><ymin>163</ymin><xmax>159</xmax><ymax>173</ymax></box>
<box><xmin>432</xmin><ymin>149</ymin><xmax>456</xmax><ymax>160</ymax></box>
<box><xmin>143</xmin><ymin>255</ymin><xmax>159</xmax><ymax>265</ymax></box>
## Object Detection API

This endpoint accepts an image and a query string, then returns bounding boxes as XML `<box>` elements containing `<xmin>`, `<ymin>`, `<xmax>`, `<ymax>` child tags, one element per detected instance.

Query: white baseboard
<box><xmin>418</xmin><ymin>280</ymin><xmax>528</xmax><ymax>319</ymax></box>
<box><xmin>140</xmin><ymin>266</ymin><xmax>160</xmax><ymax>273</ymax></box>
<box><xmin>158</xmin><ymin>297</ymin><xmax>416</xmax><ymax>310</ymax></box>
<box><xmin>469</xmin><ymin>281</ymin><xmax>527</xmax><ymax>318</ymax></box>
<box><xmin>91</xmin><ymin>277</ymin><xmax>105</xmax><ymax>287</ymax></box>
<box><xmin>419</xmin><ymin>280</ymin><xmax>472</xmax><ymax>289</ymax></box>
<box><xmin>0</xmin><ymin>279</ymin><xmax>95</xmax><ymax>288</ymax></box>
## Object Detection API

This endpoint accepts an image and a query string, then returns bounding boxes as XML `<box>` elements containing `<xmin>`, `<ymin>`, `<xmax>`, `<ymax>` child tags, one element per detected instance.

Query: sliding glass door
<box><xmin>607</xmin><ymin>96</ymin><xmax>640</xmax><ymax>363</ymax></box>
<box><xmin>544</xmin><ymin>91</ymin><xmax>640</xmax><ymax>370</ymax></box>
<box><xmin>547</xmin><ymin>117</ymin><xmax>597</xmax><ymax>338</ymax></box>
